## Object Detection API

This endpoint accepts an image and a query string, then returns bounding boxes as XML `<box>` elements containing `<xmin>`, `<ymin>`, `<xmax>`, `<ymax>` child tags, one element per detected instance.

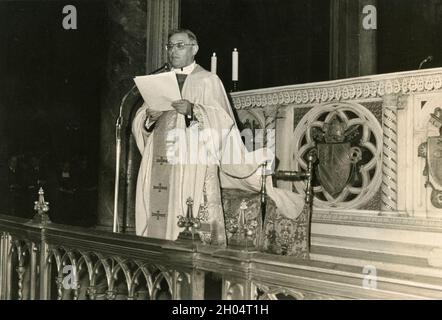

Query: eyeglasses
<box><xmin>165</xmin><ymin>42</ymin><xmax>195</xmax><ymax>51</ymax></box>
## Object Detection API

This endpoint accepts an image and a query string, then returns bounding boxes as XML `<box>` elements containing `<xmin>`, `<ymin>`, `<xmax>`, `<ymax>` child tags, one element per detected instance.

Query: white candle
<box><xmin>232</xmin><ymin>48</ymin><xmax>238</xmax><ymax>81</ymax></box>
<box><xmin>211</xmin><ymin>52</ymin><xmax>217</xmax><ymax>74</ymax></box>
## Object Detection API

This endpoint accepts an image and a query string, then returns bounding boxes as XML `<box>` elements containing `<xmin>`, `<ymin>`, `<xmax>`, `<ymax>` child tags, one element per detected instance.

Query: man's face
<box><xmin>167</xmin><ymin>33</ymin><xmax>199</xmax><ymax>69</ymax></box>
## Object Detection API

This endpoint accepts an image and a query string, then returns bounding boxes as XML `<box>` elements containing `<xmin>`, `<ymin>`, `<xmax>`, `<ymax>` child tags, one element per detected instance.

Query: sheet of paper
<box><xmin>134</xmin><ymin>71</ymin><xmax>181</xmax><ymax>112</ymax></box>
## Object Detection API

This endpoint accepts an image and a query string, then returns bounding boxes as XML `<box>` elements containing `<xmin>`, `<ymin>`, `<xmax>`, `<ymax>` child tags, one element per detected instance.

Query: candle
<box><xmin>232</xmin><ymin>48</ymin><xmax>238</xmax><ymax>81</ymax></box>
<box><xmin>211</xmin><ymin>52</ymin><xmax>217</xmax><ymax>74</ymax></box>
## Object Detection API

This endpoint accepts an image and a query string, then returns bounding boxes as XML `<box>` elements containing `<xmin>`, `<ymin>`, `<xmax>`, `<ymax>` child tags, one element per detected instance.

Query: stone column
<box><xmin>263</xmin><ymin>106</ymin><xmax>278</xmax><ymax>149</ymax></box>
<box><xmin>330</xmin><ymin>0</ymin><xmax>377</xmax><ymax>79</ymax></box>
<box><xmin>263</xmin><ymin>106</ymin><xmax>278</xmax><ymax>173</ymax></box>
<box><xmin>146</xmin><ymin>0</ymin><xmax>180</xmax><ymax>72</ymax></box>
<box><xmin>381</xmin><ymin>94</ymin><xmax>398</xmax><ymax>212</ymax></box>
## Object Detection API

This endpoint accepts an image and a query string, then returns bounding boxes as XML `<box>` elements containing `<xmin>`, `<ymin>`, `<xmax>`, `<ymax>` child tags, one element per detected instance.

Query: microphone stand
<box><xmin>113</xmin><ymin>86</ymin><xmax>136</xmax><ymax>233</ymax></box>
<box><xmin>113</xmin><ymin>63</ymin><xmax>169</xmax><ymax>234</ymax></box>
<box><xmin>260</xmin><ymin>162</ymin><xmax>267</xmax><ymax>229</ymax></box>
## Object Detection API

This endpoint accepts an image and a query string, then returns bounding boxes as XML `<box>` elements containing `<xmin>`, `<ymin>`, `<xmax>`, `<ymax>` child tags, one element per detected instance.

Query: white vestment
<box><xmin>132</xmin><ymin>64</ymin><xmax>304</xmax><ymax>244</ymax></box>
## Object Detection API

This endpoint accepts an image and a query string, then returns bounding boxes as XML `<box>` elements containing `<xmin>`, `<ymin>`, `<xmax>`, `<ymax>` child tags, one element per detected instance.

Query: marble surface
<box><xmin>97</xmin><ymin>0</ymin><xmax>147</xmax><ymax>230</ymax></box>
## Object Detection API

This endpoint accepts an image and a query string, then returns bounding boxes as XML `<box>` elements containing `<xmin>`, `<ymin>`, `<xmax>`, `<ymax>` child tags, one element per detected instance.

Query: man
<box><xmin>132</xmin><ymin>29</ymin><xmax>304</xmax><ymax>244</ymax></box>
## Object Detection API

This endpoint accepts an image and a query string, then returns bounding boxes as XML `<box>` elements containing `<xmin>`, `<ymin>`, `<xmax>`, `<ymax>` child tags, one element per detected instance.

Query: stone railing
<box><xmin>0</xmin><ymin>212</ymin><xmax>195</xmax><ymax>300</ymax></box>
<box><xmin>2</xmin><ymin>209</ymin><xmax>442</xmax><ymax>299</ymax></box>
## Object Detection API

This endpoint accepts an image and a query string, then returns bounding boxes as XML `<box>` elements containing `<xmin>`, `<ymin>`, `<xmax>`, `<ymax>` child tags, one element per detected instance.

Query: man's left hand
<box><xmin>171</xmin><ymin>99</ymin><xmax>193</xmax><ymax>116</ymax></box>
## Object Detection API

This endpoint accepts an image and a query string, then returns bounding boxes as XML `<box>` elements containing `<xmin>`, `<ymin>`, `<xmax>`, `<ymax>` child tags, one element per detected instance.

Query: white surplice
<box><xmin>132</xmin><ymin>64</ymin><xmax>305</xmax><ymax>244</ymax></box>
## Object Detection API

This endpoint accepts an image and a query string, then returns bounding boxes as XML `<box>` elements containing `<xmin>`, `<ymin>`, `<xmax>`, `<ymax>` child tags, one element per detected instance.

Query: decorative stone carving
<box><xmin>381</xmin><ymin>94</ymin><xmax>399</xmax><ymax>211</ymax></box>
<box><xmin>231</xmin><ymin>71</ymin><xmax>442</xmax><ymax>109</ymax></box>
<box><xmin>418</xmin><ymin>107</ymin><xmax>442</xmax><ymax>209</ymax></box>
<box><xmin>292</xmin><ymin>102</ymin><xmax>383</xmax><ymax>209</ymax></box>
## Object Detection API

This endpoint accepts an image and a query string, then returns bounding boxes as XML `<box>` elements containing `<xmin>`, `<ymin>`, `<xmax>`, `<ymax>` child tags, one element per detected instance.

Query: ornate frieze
<box><xmin>231</xmin><ymin>68</ymin><xmax>442</xmax><ymax>109</ymax></box>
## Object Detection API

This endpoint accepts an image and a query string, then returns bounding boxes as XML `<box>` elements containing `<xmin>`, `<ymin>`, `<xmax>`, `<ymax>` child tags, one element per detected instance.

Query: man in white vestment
<box><xmin>132</xmin><ymin>29</ymin><xmax>304</xmax><ymax>245</ymax></box>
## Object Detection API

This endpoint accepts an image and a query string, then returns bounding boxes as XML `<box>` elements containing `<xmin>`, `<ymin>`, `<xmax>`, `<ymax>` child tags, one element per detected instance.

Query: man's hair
<box><xmin>168</xmin><ymin>28</ymin><xmax>198</xmax><ymax>44</ymax></box>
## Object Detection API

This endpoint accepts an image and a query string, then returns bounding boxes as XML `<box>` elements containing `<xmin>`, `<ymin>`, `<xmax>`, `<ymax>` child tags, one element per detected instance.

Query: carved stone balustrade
<box><xmin>1</xmin><ymin>213</ymin><xmax>442</xmax><ymax>300</ymax></box>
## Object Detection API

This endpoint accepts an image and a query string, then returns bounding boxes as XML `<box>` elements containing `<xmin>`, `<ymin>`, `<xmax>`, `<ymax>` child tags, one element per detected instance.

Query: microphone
<box><xmin>419</xmin><ymin>55</ymin><xmax>433</xmax><ymax>69</ymax></box>
<box><xmin>149</xmin><ymin>62</ymin><xmax>170</xmax><ymax>75</ymax></box>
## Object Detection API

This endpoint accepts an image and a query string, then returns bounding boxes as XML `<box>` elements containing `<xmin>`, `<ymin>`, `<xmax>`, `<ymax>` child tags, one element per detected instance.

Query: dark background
<box><xmin>181</xmin><ymin>0</ymin><xmax>331</xmax><ymax>91</ymax></box>
<box><xmin>0</xmin><ymin>0</ymin><xmax>107</xmax><ymax>222</ymax></box>
<box><xmin>377</xmin><ymin>0</ymin><xmax>442</xmax><ymax>73</ymax></box>
<box><xmin>182</xmin><ymin>0</ymin><xmax>442</xmax><ymax>91</ymax></box>
<box><xmin>0</xmin><ymin>0</ymin><xmax>441</xmax><ymax>223</ymax></box>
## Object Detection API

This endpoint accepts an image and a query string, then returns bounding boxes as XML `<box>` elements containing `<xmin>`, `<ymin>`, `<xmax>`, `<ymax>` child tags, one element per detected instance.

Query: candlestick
<box><xmin>232</xmin><ymin>48</ymin><xmax>238</xmax><ymax>81</ymax></box>
<box><xmin>211</xmin><ymin>52</ymin><xmax>217</xmax><ymax>74</ymax></box>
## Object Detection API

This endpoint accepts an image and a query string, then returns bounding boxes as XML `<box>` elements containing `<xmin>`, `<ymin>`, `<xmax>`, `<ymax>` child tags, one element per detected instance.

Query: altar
<box><xmin>230</xmin><ymin>67</ymin><xmax>442</xmax><ymax>271</ymax></box>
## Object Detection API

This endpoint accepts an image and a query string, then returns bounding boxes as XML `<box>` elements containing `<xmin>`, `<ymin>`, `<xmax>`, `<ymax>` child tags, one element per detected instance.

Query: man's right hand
<box><xmin>144</xmin><ymin>109</ymin><xmax>163</xmax><ymax>131</ymax></box>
